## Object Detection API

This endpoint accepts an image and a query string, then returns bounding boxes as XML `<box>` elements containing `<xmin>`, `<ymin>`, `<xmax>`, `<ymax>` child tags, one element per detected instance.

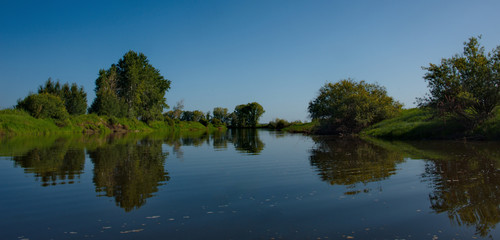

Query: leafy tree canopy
<box><xmin>16</xmin><ymin>93</ymin><xmax>69</xmax><ymax>120</ymax></box>
<box><xmin>38</xmin><ymin>78</ymin><xmax>87</xmax><ymax>115</ymax></box>
<box><xmin>419</xmin><ymin>36</ymin><xmax>500</xmax><ymax>129</ymax></box>
<box><xmin>308</xmin><ymin>79</ymin><xmax>402</xmax><ymax>133</ymax></box>
<box><xmin>232</xmin><ymin>102</ymin><xmax>265</xmax><ymax>128</ymax></box>
<box><xmin>89</xmin><ymin>51</ymin><xmax>171</xmax><ymax>122</ymax></box>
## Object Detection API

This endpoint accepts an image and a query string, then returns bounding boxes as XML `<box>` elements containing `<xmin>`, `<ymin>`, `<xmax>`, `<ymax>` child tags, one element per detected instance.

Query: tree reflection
<box><xmin>309</xmin><ymin>137</ymin><xmax>404</xmax><ymax>194</ymax></box>
<box><xmin>230</xmin><ymin>129</ymin><xmax>265</xmax><ymax>155</ymax></box>
<box><xmin>419</xmin><ymin>142</ymin><xmax>500</xmax><ymax>237</ymax></box>
<box><xmin>88</xmin><ymin>137</ymin><xmax>170</xmax><ymax>212</ymax></box>
<box><xmin>12</xmin><ymin>137</ymin><xmax>85</xmax><ymax>186</ymax></box>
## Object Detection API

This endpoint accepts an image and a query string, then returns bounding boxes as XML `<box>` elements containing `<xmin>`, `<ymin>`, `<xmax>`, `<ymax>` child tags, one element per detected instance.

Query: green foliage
<box><xmin>212</xmin><ymin>107</ymin><xmax>229</xmax><ymax>125</ymax></box>
<box><xmin>17</xmin><ymin>93</ymin><xmax>69</xmax><ymax>120</ymax></box>
<box><xmin>282</xmin><ymin>121</ymin><xmax>318</xmax><ymax>134</ymax></box>
<box><xmin>268</xmin><ymin>118</ymin><xmax>291</xmax><ymax>130</ymax></box>
<box><xmin>90</xmin><ymin>51</ymin><xmax>171</xmax><ymax>122</ymax></box>
<box><xmin>420</xmin><ymin>36</ymin><xmax>500</xmax><ymax>129</ymax></box>
<box><xmin>164</xmin><ymin>115</ymin><xmax>175</xmax><ymax>126</ymax></box>
<box><xmin>88</xmin><ymin>66</ymin><xmax>127</xmax><ymax>117</ymax></box>
<box><xmin>232</xmin><ymin>102</ymin><xmax>265</xmax><ymax>128</ymax></box>
<box><xmin>38</xmin><ymin>78</ymin><xmax>88</xmax><ymax>115</ymax></box>
<box><xmin>308</xmin><ymin>79</ymin><xmax>402</xmax><ymax>133</ymax></box>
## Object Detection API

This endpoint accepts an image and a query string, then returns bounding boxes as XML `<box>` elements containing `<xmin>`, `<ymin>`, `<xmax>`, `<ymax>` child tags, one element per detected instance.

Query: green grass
<box><xmin>281</xmin><ymin>121</ymin><xmax>319</xmax><ymax>134</ymax></box>
<box><xmin>0</xmin><ymin>110</ymin><xmax>226</xmax><ymax>137</ymax></box>
<box><xmin>361</xmin><ymin>107</ymin><xmax>500</xmax><ymax>140</ymax></box>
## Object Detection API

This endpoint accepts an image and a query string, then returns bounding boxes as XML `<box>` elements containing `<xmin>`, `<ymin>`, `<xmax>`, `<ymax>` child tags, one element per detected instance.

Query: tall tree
<box><xmin>213</xmin><ymin>107</ymin><xmax>229</xmax><ymax>125</ymax></box>
<box><xmin>233</xmin><ymin>102</ymin><xmax>265</xmax><ymax>128</ymax></box>
<box><xmin>88</xmin><ymin>66</ymin><xmax>127</xmax><ymax>117</ymax></box>
<box><xmin>90</xmin><ymin>51</ymin><xmax>171</xmax><ymax>121</ymax></box>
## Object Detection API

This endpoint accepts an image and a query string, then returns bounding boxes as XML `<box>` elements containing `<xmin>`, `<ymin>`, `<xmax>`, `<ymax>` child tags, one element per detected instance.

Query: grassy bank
<box><xmin>281</xmin><ymin>121</ymin><xmax>319</xmax><ymax>134</ymax></box>
<box><xmin>0</xmin><ymin>109</ymin><xmax>226</xmax><ymax>136</ymax></box>
<box><xmin>362</xmin><ymin>107</ymin><xmax>500</xmax><ymax>140</ymax></box>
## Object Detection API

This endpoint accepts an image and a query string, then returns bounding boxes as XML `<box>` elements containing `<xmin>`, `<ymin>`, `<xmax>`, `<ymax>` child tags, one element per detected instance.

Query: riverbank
<box><xmin>279</xmin><ymin>108</ymin><xmax>500</xmax><ymax>140</ymax></box>
<box><xmin>0</xmin><ymin>109</ymin><xmax>226</xmax><ymax>136</ymax></box>
<box><xmin>361</xmin><ymin>108</ymin><xmax>500</xmax><ymax>140</ymax></box>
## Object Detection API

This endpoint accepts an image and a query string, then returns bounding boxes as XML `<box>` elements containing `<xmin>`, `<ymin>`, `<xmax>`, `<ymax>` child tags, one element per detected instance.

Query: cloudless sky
<box><xmin>1</xmin><ymin>0</ymin><xmax>500</xmax><ymax>122</ymax></box>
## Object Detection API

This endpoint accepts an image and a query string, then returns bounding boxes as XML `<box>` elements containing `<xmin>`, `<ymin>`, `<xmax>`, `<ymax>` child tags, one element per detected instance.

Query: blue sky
<box><xmin>1</xmin><ymin>0</ymin><xmax>500</xmax><ymax>122</ymax></box>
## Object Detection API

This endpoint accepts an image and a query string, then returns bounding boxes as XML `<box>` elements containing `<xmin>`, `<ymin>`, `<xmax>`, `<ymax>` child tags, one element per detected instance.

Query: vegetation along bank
<box><xmin>2</xmin><ymin>36</ymin><xmax>500</xmax><ymax>140</ymax></box>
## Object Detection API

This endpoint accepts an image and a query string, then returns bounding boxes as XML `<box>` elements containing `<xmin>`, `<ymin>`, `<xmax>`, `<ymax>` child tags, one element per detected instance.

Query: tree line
<box><xmin>307</xmin><ymin>36</ymin><xmax>500</xmax><ymax>134</ymax></box>
<box><xmin>14</xmin><ymin>50</ymin><xmax>265</xmax><ymax>128</ymax></box>
<box><xmin>13</xmin><ymin>36</ymin><xmax>500</xmax><ymax>134</ymax></box>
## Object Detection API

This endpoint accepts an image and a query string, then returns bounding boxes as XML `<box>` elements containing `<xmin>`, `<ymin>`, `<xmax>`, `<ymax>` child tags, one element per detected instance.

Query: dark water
<box><xmin>0</xmin><ymin>129</ymin><xmax>499</xmax><ymax>239</ymax></box>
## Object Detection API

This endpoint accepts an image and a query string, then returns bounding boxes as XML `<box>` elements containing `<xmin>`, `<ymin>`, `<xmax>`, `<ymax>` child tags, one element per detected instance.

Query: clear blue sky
<box><xmin>1</xmin><ymin>0</ymin><xmax>500</xmax><ymax>122</ymax></box>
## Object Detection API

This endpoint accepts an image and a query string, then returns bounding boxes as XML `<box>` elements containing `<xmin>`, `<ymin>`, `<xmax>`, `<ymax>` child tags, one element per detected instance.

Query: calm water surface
<box><xmin>0</xmin><ymin>129</ymin><xmax>499</xmax><ymax>239</ymax></box>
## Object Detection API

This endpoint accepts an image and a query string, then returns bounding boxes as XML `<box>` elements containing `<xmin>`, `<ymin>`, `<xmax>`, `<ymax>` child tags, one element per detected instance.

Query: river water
<box><xmin>0</xmin><ymin>129</ymin><xmax>498</xmax><ymax>239</ymax></box>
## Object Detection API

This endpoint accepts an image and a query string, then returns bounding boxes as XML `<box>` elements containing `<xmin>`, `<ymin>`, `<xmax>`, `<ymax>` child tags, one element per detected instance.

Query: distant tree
<box><xmin>268</xmin><ymin>118</ymin><xmax>291</xmax><ymax>130</ymax></box>
<box><xmin>213</xmin><ymin>107</ymin><xmax>229</xmax><ymax>125</ymax></box>
<box><xmin>172</xmin><ymin>100</ymin><xmax>184</xmax><ymax>119</ymax></box>
<box><xmin>181</xmin><ymin>111</ymin><xmax>194</xmax><ymax>121</ymax></box>
<box><xmin>419</xmin><ymin>36</ymin><xmax>500</xmax><ymax>129</ymax></box>
<box><xmin>90</xmin><ymin>51</ymin><xmax>171</xmax><ymax>122</ymax></box>
<box><xmin>17</xmin><ymin>93</ymin><xmax>69</xmax><ymax>120</ymax></box>
<box><xmin>233</xmin><ymin>102</ymin><xmax>265</xmax><ymax>128</ymax></box>
<box><xmin>192</xmin><ymin>110</ymin><xmax>204</xmax><ymax>122</ymax></box>
<box><xmin>38</xmin><ymin>78</ymin><xmax>87</xmax><ymax>115</ymax></box>
<box><xmin>308</xmin><ymin>79</ymin><xmax>402</xmax><ymax>133</ymax></box>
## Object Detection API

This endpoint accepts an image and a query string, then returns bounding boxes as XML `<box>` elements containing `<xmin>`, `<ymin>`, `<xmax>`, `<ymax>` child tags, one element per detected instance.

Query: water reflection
<box><xmin>230</xmin><ymin>129</ymin><xmax>265</xmax><ymax>155</ymax></box>
<box><xmin>88</xmin><ymin>137</ymin><xmax>170</xmax><ymax>212</ymax></box>
<box><xmin>415</xmin><ymin>141</ymin><xmax>500</xmax><ymax>237</ymax></box>
<box><xmin>10</xmin><ymin>137</ymin><xmax>85</xmax><ymax>186</ymax></box>
<box><xmin>309</xmin><ymin>137</ymin><xmax>404</xmax><ymax>194</ymax></box>
<box><xmin>156</xmin><ymin>129</ymin><xmax>265</xmax><ymax>158</ymax></box>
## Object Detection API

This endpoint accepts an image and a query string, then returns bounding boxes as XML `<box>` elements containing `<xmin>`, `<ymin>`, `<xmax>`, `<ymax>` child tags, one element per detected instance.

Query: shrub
<box><xmin>308</xmin><ymin>79</ymin><xmax>402</xmax><ymax>133</ymax></box>
<box><xmin>16</xmin><ymin>93</ymin><xmax>69</xmax><ymax>120</ymax></box>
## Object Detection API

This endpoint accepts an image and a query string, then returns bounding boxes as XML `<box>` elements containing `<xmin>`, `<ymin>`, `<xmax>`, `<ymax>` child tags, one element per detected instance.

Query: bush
<box><xmin>268</xmin><ymin>118</ymin><xmax>291</xmax><ymax>130</ymax></box>
<box><xmin>308</xmin><ymin>79</ymin><xmax>402</xmax><ymax>134</ymax></box>
<box><xmin>164</xmin><ymin>116</ymin><xmax>175</xmax><ymax>126</ymax></box>
<box><xmin>16</xmin><ymin>93</ymin><xmax>69</xmax><ymax>120</ymax></box>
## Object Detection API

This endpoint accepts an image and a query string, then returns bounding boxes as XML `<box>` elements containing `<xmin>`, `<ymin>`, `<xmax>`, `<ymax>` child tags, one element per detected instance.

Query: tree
<box><xmin>172</xmin><ymin>100</ymin><xmax>184</xmax><ymax>119</ymax></box>
<box><xmin>213</xmin><ymin>107</ymin><xmax>229</xmax><ymax>125</ymax></box>
<box><xmin>308</xmin><ymin>79</ymin><xmax>402</xmax><ymax>133</ymax></box>
<box><xmin>61</xmin><ymin>83</ymin><xmax>87</xmax><ymax>115</ymax></box>
<box><xmin>38</xmin><ymin>78</ymin><xmax>87</xmax><ymax>115</ymax></box>
<box><xmin>16</xmin><ymin>93</ymin><xmax>69</xmax><ymax>120</ymax></box>
<box><xmin>89</xmin><ymin>51</ymin><xmax>171</xmax><ymax>122</ymax></box>
<box><xmin>88</xmin><ymin>66</ymin><xmax>127</xmax><ymax>117</ymax></box>
<box><xmin>233</xmin><ymin>102</ymin><xmax>265</xmax><ymax>128</ymax></box>
<box><xmin>419</xmin><ymin>36</ymin><xmax>500</xmax><ymax>129</ymax></box>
